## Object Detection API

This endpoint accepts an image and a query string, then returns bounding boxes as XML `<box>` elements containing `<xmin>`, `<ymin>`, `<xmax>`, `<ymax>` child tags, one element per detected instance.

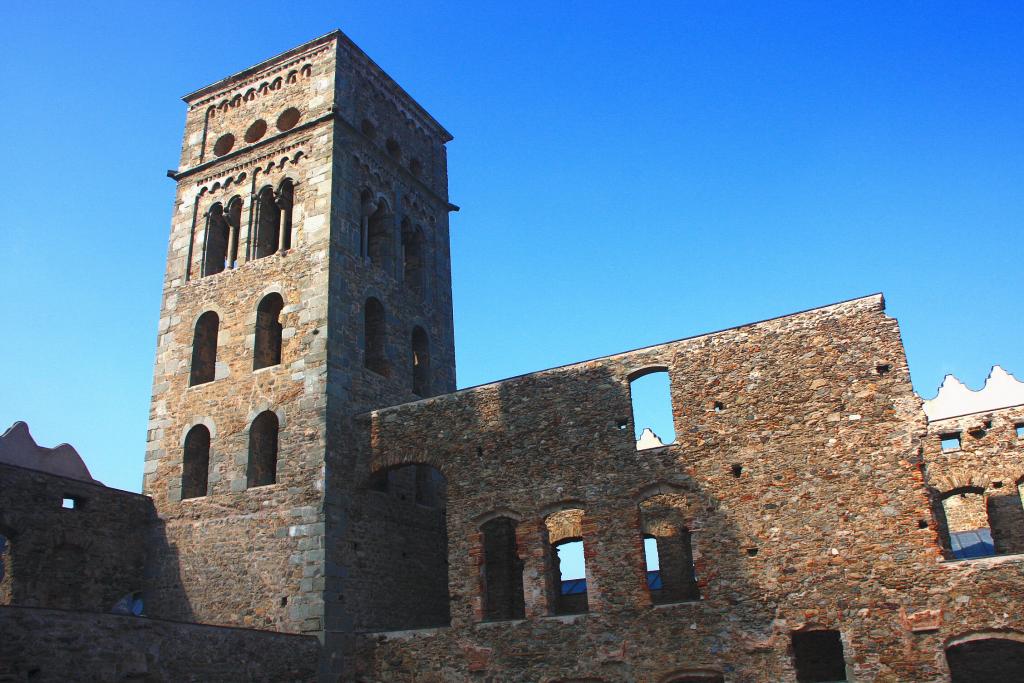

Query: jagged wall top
<box><xmin>923</xmin><ymin>365</ymin><xmax>1024</xmax><ymax>421</ymax></box>
<box><xmin>0</xmin><ymin>421</ymin><xmax>97</xmax><ymax>483</ymax></box>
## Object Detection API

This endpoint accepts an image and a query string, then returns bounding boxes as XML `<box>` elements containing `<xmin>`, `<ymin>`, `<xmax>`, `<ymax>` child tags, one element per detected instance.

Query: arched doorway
<box><xmin>946</xmin><ymin>636</ymin><xmax>1024</xmax><ymax>682</ymax></box>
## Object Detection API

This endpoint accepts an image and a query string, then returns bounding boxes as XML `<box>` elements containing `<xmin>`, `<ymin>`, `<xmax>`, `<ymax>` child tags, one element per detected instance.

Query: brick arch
<box><xmin>474</xmin><ymin>507</ymin><xmax>525</xmax><ymax>526</ymax></box>
<box><xmin>366</xmin><ymin>453</ymin><xmax>448</xmax><ymax>484</ymax></box>
<box><xmin>658</xmin><ymin>670</ymin><xmax>726</xmax><ymax>683</ymax></box>
<box><xmin>930</xmin><ymin>468</ymin><xmax>994</xmax><ymax>494</ymax></box>
<box><xmin>947</xmin><ymin>630</ymin><xmax>1024</xmax><ymax>648</ymax></box>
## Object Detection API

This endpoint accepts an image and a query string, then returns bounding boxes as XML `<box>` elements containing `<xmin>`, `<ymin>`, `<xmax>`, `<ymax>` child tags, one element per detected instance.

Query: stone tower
<box><xmin>143</xmin><ymin>30</ymin><xmax>455</xmax><ymax>668</ymax></box>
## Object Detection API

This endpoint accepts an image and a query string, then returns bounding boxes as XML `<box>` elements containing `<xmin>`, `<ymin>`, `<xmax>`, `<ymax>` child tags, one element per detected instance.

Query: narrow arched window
<box><xmin>202</xmin><ymin>203</ymin><xmax>228</xmax><ymax>276</ymax></box>
<box><xmin>544</xmin><ymin>508</ymin><xmax>589</xmax><ymax>615</ymax></box>
<box><xmin>402</xmin><ymin>220</ymin><xmax>425</xmax><ymax>295</ymax></box>
<box><xmin>254</xmin><ymin>293</ymin><xmax>284</xmax><ymax>370</ymax></box>
<box><xmin>181</xmin><ymin>425</ymin><xmax>210</xmax><ymax>499</ymax></box>
<box><xmin>225</xmin><ymin>196</ymin><xmax>243</xmax><ymax>269</ymax></box>
<box><xmin>481</xmin><ymin>517</ymin><xmax>525</xmax><ymax>621</ymax></box>
<box><xmin>189</xmin><ymin>312</ymin><xmax>219</xmax><ymax>386</ymax></box>
<box><xmin>364</xmin><ymin>298</ymin><xmax>388</xmax><ymax>376</ymax></box>
<box><xmin>277</xmin><ymin>179</ymin><xmax>294</xmax><ymax>251</ymax></box>
<box><xmin>366</xmin><ymin>199</ymin><xmax>390</xmax><ymax>268</ymax></box>
<box><xmin>247</xmin><ymin>411</ymin><xmax>279</xmax><ymax>488</ymax></box>
<box><xmin>254</xmin><ymin>186</ymin><xmax>280</xmax><ymax>259</ymax></box>
<box><xmin>640</xmin><ymin>493</ymin><xmax>700</xmax><ymax>603</ymax></box>
<box><xmin>412</xmin><ymin>326</ymin><xmax>430</xmax><ymax>397</ymax></box>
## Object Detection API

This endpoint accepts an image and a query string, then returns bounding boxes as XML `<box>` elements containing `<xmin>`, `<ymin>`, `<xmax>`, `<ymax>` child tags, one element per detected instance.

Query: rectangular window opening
<box><xmin>61</xmin><ymin>496</ymin><xmax>79</xmax><ymax>510</ymax></box>
<box><xmin>791</xmin><ymin>630</ymin><xmax>848</xmax><ymax>682</ymax></box>
<box><xmin>940</xmin><ymin>433</ymin><xmax>961</xmax><ymax>452</ymax></box>
<box><xmin>1016</xmin><ymin>424</ymin><xmax>1024</xmax><ymax>439</ymax></box>
<box><xmin>630</xmin><ymin>370</ymin><xmax>676</xmax><ymax>450</ymax></box>
<box><xmin>554</xmin><ymin>539</ymin><xmax>588</xmax><ymax>614</ymax></box>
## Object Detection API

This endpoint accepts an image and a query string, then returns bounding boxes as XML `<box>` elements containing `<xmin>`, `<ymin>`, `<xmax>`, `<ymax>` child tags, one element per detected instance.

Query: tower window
<box><xmin>365</xmin><ymin>198</ymin><xmax>390</xmax><ymax>268</ymax></box>
<box><xmin>412</xmin><ymin>326</ymin><xmax>430</xmax><ymax>397</ymax></box>
<box><xmin>386</xmin><ymin>138</ymin><xmax>401</xmax><ymax>159</ymax></box>
<box><xmin>202</xmin><ymin>203</ymin><xmax>229</xmax><ymax>277</ymax></box>
<box><xmin>364</xmin><ymin>298</ymin><xmax>388</xmax><ymax>376</ymax></box>
<box><xmin>189</xmin><ymin>311</ymin><xmax>219</xmax><ymax>386</ymax></box>
<box><xmin>254</xmin><ymin>186</ymin><xmax>279</xmax><ymax>259</ymax></box>
<box><xmin>247</xmin><ymin>411</ymin><xmax>279</xmax><ymax>488</ymax></box>
<box><xmin>181</xmin><ymin>424</ymin><xmax>210</xmax><ymax>499</ymax></box>
<box><xmin>225</xmin><ymin>196</ymin><xmax>242</xmax><ymax>269</ymax></box>
<box><xmin>629</xmin><ymin>368</ymin><xmax>676</xmax><ymax>450</ymax></box>
<box><xmin>402</xmin><ymin>220</ymin><xmax>425</xmax><ymax>295</ymax></box>
<box><xmin>409</xmin><ymin>157</ymin><xmax>423</xmax><ymax>177</ymax></box>
<box><xmin>254</xmin><ymin>293</ymin><xmax>285</xmax><ymax>370</ymax></box>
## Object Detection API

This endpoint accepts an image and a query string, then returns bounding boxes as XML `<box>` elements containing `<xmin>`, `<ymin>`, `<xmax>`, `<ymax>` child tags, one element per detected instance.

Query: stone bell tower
<box><xmin>141</xmin><ymin>30</ymin><xmax>456</xmax><ymax>662</ymax></box>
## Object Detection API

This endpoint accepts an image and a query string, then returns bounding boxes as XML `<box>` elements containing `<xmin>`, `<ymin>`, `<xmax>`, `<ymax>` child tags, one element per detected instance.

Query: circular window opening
<box><xmin>213</xmin><ymin>133</ymin><xmax>235</xmax><ymax>156</ymax></box>
<box><xmin>276</xmin><ymin>107</ymin><xmax>301</xmax><ymax>132</ymax></box>
<box><xmin>244</xmin><ymin>119</ymin><xmax>268</xmax><ymax>143</ymax></box>
<box><xmin>409</xmin><ymin>158</ymin><xmax>422</xmax><ymax>177</ymax></box>
<box><xmin>361</xmin><ymin>119</ymin><xmax>376</xmax><ymax>139</ymax></box>
<box><xmin>386</xmin><ymin>138</ymin><xmax>401</xmax><ymax>159</ymax></box>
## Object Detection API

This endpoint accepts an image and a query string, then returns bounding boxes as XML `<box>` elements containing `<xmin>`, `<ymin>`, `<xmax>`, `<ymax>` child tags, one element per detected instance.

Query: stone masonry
<box><xmin>2</xmin><ymin>29</ymin><xmax>1024</xmax><ymax>683</ymax></box>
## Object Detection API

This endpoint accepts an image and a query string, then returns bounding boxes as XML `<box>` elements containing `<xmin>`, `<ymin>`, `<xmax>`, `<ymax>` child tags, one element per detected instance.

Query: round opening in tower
<box><xmin>276</xmin><ymin>108</ymin><xmax>301</xmax><ymax>132</ymax></box>
<box><xmin>245</xmin><ymin>119</ymin><xmax>268</xmax><ymax>143</ymax></box>
<box><xmin>213</xmin><ymin>133</ymin><xmax>235</xmax><ymax>156</ymax></box>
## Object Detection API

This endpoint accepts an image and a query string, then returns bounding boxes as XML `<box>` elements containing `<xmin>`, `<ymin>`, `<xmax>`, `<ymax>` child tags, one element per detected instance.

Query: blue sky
<box><xmin>1</xmin><ymin>2</ymin><xmax>1021</xmax><ymax>493</ymax></box>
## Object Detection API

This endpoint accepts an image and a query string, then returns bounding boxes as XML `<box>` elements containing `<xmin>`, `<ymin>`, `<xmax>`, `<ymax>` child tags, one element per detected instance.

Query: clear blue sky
<box><xmin>1</xmin><ymin>2</ymin><xmax>1021</xmax><ymax>492</ymax></box>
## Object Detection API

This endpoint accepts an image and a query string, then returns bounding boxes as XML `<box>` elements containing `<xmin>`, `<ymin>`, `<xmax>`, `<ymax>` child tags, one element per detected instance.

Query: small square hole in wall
<box><xmin>876</xmin><ymin>363</ymin><xmax>892</xmax><ymax>375</ymax></box>
<box><xmin>714</xmin><ymin>401</ymin><xmax>724</xmax><ymax>413</ymax></box>
<box><xmin>940</xmin><ymin>434</ymin><xmax>961</xmax><ymax>452</ymax></box>
<box><xmin>61</xmin><ymin>496</ymin><xmax>78</xmax><ymax>509</ymax></box>
<box><xmin>1016</xmin><ymin>424</ymin><xmax>1024</xmax><ymax>438</ymax></box>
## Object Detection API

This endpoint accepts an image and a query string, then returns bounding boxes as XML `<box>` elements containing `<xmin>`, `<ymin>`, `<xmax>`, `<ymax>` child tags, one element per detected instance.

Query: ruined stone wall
<box><xmin>923</xmin><ymin>406</ymin><xmax>1024</xmax><ymax>556</ymax></box>
<box><xmin>0</xmin><ymin>606</ymin><xmax>319</xmax><ymax>682</ymax></box>
<box><xmin>0</xmin><ymin>463</ymin><xmax>153</xmax><ymax>613</ymax></box>
<box><xmin>335</xmin><ymin>295</ymin><xmax>1022</xmax><ymax>682</ymax></box>
<box><xmin>144</xmin><ymin>34</ymin><xmax>339</xmax><ymax>634</ymax></box>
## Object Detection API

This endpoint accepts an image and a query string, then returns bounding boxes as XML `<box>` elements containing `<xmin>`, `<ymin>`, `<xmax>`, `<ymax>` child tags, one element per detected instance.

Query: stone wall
<box><xmin>0</xmin><ymin>606</ymin><xmax>319</xmax><ymax>682</ymax></box>
<box><xmin>340</xmin><ymin>295</ymin><xmax>1024</xmax><ymax>681</ymax></box>
<box><xmin>0</xmin><ymin>463</ymin><xmax>152</xmax><ymax>614</ymax></box>
<box><xmin>923</xmin><ymin>404</ymin><xmax>1024</xmax><ymax>556</ymax></box>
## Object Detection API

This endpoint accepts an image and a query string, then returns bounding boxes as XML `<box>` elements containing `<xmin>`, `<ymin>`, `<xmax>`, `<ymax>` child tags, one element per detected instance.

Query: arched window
<box><xmin>202</xmin><ymin>203</ymin><xmax>228</xmax><ymax>276</ymax></box>
<box><xmin>366</xmin><ymin>198</ymin><xmax>390</xmax><ymax>269</ymax></box>
<box><xmin>544</xmin><ymin>508</ymin><xmax>588</xmax><ymax>615</ymax></box>
<box><xmin>189</xmin><ymin>311</ymin><xmax>219</xmax><ymax>386</ymax></box>
<box><xmin>364</xmin><ymin>298</ymin><xmax>388</xmax><ymax>376</ymax></box>
<box><xmin>254</xmin><ymin>186</ymin><xmax>280</xmax><ymax>259</ymax></box>
<box><xmin>411</xmin><ymin>326</ymin><xmax>430</xmax><ymax>397</ymax></box>
<box><xmin>277</xmin><ymin>179</ymin><xmax>294</xmax><ymax>252</ymax></box>
<box><xmin>247</xmin><ymin>411</ymin><xmax>279</xmax><ymax>488</ymax></box>
<box><xmin>402</xmin><ymin>220</ymin><xmax>425</xmax><ymax>295</ymax></box>
<box><xmin>181</xmin><ymin>424</ymin><xmax>210</xmax><ymax>499</ymax></box>
<box><xmin>225</xmin><ymin>195</ymin><xmax>243</xmax><ymax>269</ymax></box>
<box><xmin>640</xmin><ymin>493</ymin><xmax>700</xmax><ymax>603</ymax></box>
<box><xmin>481</xmin><ymin>516</ymin><xmax>525</xmax><ymax>621</ymax></box>
<box><xmin>254</xmin><ymin>293</ymin><xmax>284</xmax><ymax>370</ymax></box>
<box><xmin>946</xmin><ymin>636</ymin><xmax>1024</xmax><ymax>682</ymax></box>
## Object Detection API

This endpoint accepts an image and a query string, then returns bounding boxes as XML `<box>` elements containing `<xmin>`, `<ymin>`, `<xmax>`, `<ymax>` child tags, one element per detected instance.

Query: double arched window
<box><xmin>254</xmin><ymin>180</ymin><xmax>294</xmax><ymax>259</ymax></box>
<box><xmin>202</xmin><ymin>198</ymin><xmax>242</xmax><ymax>277</ymax></box>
